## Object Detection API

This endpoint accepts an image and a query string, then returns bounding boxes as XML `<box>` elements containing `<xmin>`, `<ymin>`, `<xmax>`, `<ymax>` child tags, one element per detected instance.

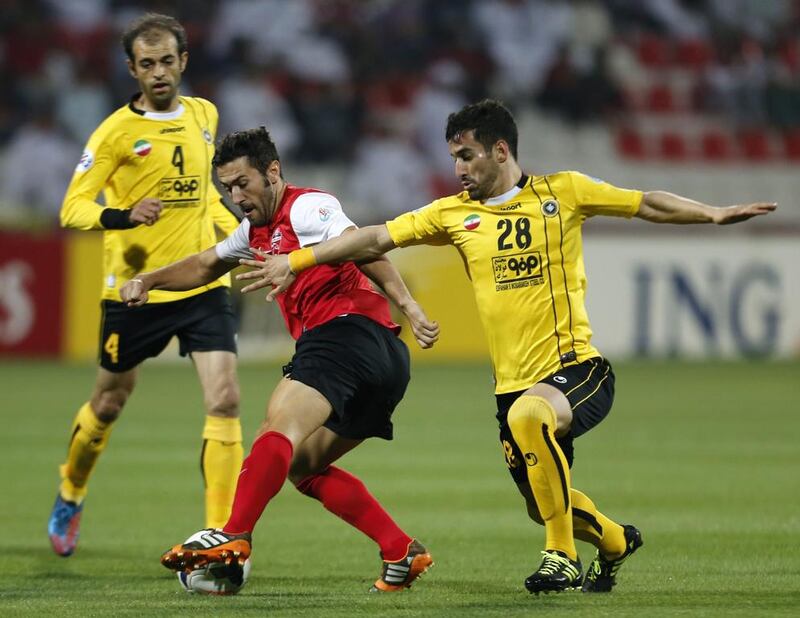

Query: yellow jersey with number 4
<box><xmin>60</xmin><ymin>96</ymin><xmax>238</xmax><ymax>303</ymax></box>
<box><xmin>386</xmin><ymin>171</ymin><xmax>642</xmax><ymax>393</ymax></box>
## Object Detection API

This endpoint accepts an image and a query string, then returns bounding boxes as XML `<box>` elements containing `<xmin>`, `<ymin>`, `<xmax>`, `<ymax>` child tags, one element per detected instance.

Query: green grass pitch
<box><xmin>1</xmin><ymin>359</ymin><xmax>798</xmax><ymax>616</ymax></box>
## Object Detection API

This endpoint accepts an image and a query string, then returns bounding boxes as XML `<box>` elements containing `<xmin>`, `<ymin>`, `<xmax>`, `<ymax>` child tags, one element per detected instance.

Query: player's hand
<box><xmin>713</xmin><ymin>202</ymin><xmax>777</xmax><ymax>225</ymax></box>
<box><xmin>129</xmin><ymin>198</ymin><xmax>163</xmax><ymax>226</ymax></box>
<box><xmin>236</xmin><ymin>248</ymin><xmax>296</xmax><ymax>302</ymax></box>
<box><xmin>401</xmin><ymin>301</ymin><xmax>440</xmax><ymax>349</ymax></box>
<box><xmin>120</xmin><ymin>277</ymin><xmax>149</xmax><ymax>307</ymax></box>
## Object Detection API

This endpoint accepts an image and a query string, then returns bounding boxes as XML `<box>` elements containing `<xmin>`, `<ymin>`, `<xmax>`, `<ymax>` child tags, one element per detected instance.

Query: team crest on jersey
<box><xmin>270</xmin><ymin>230</ymin><xmax>283</xmax><ymax>253</ymax></box>
<box><xmin>76</xmin><ymin>149</ymin><xmax>94</xmax><ymax>172</ymax></box>
<box><xmin>202</xmin><ymin>128</ymin><xmax>212</xmax><ymax>144</ymax></box>
<box><xmin>133</xmin><ymin>139</ymin><xmax>152</xmax><ymax>157</ymax></box>
<box><xmin>318</xmin><ymin>207</ymin><xmax>331</xmax><ymax>222</ymax></box>
<box><xmin>541</xmin><ymin>199</ymin><xmax>559</xmax><ymax>217</ymax></box>
<box><xmin>463</xmin><ymin>214</ymin><xmax>481</xmax><ymax>230</ymax></box>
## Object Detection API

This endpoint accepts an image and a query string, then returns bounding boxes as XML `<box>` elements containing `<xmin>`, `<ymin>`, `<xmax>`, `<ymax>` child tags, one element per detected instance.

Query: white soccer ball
<box><xmin>177</xmin><ymin>558</ymin><xmax>251</xmax><ymax>595</ymax></box>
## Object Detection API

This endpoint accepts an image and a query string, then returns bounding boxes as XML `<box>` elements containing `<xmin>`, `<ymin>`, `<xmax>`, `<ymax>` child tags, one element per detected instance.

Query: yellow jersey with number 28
<box><xmin>386</xmin><ymin>171</ymin><xmax>642</xmax><ymax>394</ymax></box>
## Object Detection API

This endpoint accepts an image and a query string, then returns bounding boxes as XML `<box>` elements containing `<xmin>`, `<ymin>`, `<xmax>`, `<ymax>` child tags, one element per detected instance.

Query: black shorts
<box><xmin>98</xmin><ymin>287</ymin><xmax>237</xmax><ymax>373</ymax></box>
<box><xmin>284</xmin><ymin>314</ymin><xmax>410</xmax><ymax>441</ymax></box>
<box><xmin>496</xmin><ymin>357</ymin><xmax>615</xmax><ymax>483</ymax></box>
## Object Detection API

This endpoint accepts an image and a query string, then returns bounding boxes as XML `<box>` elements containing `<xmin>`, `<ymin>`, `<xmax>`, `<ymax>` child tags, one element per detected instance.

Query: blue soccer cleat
<box><xmin>48</xmin><ymin>494</ymin><xmax>83</xmax><ymax>556</ymax></box>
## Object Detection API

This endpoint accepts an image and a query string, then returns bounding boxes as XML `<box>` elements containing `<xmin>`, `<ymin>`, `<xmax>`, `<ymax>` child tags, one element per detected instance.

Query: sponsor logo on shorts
<box><xmin>541</xmin><ymin>199</ymin><xmax>559</xmax><ymax>217</ymax></box>
<box><xmin>464</xmin><ymin>214</ymin><xmax>481</xmax><ymax>230</ymax></box>
<box><xmin>318</xmin><ymin>207</ymin><xmax>331</xmax><ymax>222</ymax></box>
<box><xmin>76</xmin><ymin>149</ymin><xmax>94</xmax><ymax>172</ymax></box>
<box><xmin>133</xmin><ymin>139</ymin><xmax>152</xmax><ymax>157</ymax></box>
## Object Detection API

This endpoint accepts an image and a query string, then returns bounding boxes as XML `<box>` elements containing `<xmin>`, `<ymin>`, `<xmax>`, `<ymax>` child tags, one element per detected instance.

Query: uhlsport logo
<box><xmin>541</xmin><ymin>199</ymin><xmax>559</xmax><ymax>217</ymax></box>
<box><xmin>553</xmin><ymin>375</ymin><xmax>567</xmax><ymax>384</ymax></box>
<box><xmin>133</xmin><ymin>139</ymin><xmax>152</xmax><ymax>157</ymax></box>
<box><xmin>202</xmin><ymin>128</ymin><xmax>213</xmax><ymax>144</ymax></box>
<box><xmin>524</xmin><ymin>452</ymin><xmax>538</xmax><ymax>466</ymax></box>
<box><xmin>464</xmin><ymin>214</ymin><xmax>481</xmax><ymax>230</ymax></box>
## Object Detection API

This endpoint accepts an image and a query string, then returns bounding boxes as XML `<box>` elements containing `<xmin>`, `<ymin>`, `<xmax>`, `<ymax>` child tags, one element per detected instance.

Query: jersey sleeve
<box><xmin>289</xmin><ymin>192</ymin><xmax>355</xmax><ymax>246</ymax></box>
<box><xmin>385</xmin><ymin>200</ymin><xmax>451</xmax><ymax>247</ymax></box>
<box><xmin>215</xmin><ymin>219</ymin><xmax>252</xmax><ymax>262</ymax></box>
<box><xmin>568</xmin><ymin>172</ymin><xmax>642</xmax><ymax>218</ymax></box>
<box><xmin>60</xmin><ymin>122</ymin><xmax>121</xmax><ymax>230</ymax></box>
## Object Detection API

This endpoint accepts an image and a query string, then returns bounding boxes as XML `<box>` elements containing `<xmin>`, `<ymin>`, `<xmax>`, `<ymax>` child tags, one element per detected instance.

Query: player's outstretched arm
<box><xmin>120</xmin><ymin>247</ymin><xmax>235</xmax><ymax>306</ymax></box>
<box><xmin>357</xmin><ymin>254</ymin><xmax>440</xmax><ymax>349</ymax></box>
<box><xmin>237</xmin><ymin>224</ymin><xmax>397</xmax><ymax>301</ymax></box>
<box><xmin>636</xmin><ymin>191</ymin><xmax>777</xmax><ymax>225</ymax></box>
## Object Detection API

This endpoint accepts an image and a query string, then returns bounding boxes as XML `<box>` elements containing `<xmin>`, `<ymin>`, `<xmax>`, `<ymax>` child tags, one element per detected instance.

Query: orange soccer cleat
<box><xmin>369</xmin><ymin>539</ymin><xmax>434</xmax><ymax>592</ymax></box>
<box><xmin>161</xmin><ymin>528</ymin><xmax>252</xmax><ymax>572</ymax></box>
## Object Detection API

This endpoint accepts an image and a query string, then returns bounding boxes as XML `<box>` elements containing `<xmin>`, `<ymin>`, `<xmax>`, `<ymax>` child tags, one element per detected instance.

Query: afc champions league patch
<box><xmin>270</xmin><ymin>230</ymin><xmax>282</xmax><ymax>253</ymax></box>
<box><xmin>541</xmin><ymin>199</ymin><xmax>559</xmax><ymax>217</ymax></box>
<box><xmin>202</xmin><ymin>128</ymin><xmax>213</xmax><ymax>144</ymax></box>
<box><xmin>133</xmin><ymin>139</ymin><xmax>152</xmax><ymax>157</ymax></box>
<box><xmin>463</xmin><ymin>214</ymin><xmax>481</xmax><ymax>230</ymax></box>
<box><xmin>318</xmin><ymin>207</ymin><xmax>331</xmax><ymax>222</ymax></box>
<box><xmin>76</xmin><ymin>149</ymin><xmax>94</xmax><ymax>172</ymax></box>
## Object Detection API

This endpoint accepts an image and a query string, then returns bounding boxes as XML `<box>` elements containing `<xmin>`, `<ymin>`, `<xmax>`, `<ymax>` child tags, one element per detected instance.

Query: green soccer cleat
<box><xmin>582</xmin><ymin>524</ymin><xmax>643</xmax><ymax>593</ymax></box>
<box><xmin>524</xmin><ymin>550</ymin><xmax>582</xmax><ymax>594</ymax></box>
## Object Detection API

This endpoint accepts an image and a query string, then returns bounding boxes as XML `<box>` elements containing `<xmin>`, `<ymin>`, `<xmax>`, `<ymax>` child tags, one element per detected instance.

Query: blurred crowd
<box><xmin>1</xmin><ymin>0</ymin><xmax>799</xmax><ymax>225</ymax></box>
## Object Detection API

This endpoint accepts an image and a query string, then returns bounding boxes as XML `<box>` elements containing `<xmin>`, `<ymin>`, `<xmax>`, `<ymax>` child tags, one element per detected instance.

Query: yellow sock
<box><xmin>59</xmin><ymin>402</ymin><xmax>114</xmax><ymax>504</ymax></box>
<box><xmin>571</xmin><ymin>488</ymin><xmax>627</xmax><ymax>558</ymax></box>
<box><xmin>201</xmin><ymin>416</ymin><xmax>243</xmax><ymax>528</ymax></box>
<box><xmin>507</xmin><ymin>395</ymin><xmax>576</xmax><ymax>560</ymax></box>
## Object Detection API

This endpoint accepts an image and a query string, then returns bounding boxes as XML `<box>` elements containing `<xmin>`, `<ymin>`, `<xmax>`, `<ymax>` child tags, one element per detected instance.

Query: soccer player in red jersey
<box><xmin>120</xmin><ymin>127</ymin><xmax>439</xmax><ymax>592</ymax></box>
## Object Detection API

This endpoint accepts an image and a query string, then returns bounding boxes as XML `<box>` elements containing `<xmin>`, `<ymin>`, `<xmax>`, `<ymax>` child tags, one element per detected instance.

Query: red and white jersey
<box><xmin>216</xmin><ymin>184</ymin><xmax>398</xmax><ymax>339</ymax></box>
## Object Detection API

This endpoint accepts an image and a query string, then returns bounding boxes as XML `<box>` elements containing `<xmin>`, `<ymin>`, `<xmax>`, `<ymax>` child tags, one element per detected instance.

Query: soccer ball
<box><xmin>177</xmin><ymin>558</ymin><xmax>251</xmax><ymax>595</ymax></box>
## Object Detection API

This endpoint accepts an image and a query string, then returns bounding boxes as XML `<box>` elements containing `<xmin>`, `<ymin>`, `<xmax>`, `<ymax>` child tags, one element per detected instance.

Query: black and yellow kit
<box><xmin>387</xmin><ymin>171</ymin><xmax>642</xmax><ymax>394</ymax></box>
<box><xmin>60</xmin><ymin>95</ymin><xmax>238</xmax><ymax>303</ymax></box>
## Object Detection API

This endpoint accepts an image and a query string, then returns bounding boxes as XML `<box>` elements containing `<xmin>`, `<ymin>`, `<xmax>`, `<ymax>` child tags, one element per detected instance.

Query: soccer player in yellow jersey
<box><xmin>48</xmin><ymin>13</ymin><xmax>244</xmax><ymax>556</ymax></box>
<box><xmin>244</xmin><ymin>100</ymin><xmax>776</xmax><ymax>594</ymax></box>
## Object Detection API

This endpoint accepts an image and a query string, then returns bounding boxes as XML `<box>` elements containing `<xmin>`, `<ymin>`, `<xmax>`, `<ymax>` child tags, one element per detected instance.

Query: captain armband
<box><xmin>287</xmin><ymin>247</ymin><xmax>317</xmax><ymax>274</ymax></box>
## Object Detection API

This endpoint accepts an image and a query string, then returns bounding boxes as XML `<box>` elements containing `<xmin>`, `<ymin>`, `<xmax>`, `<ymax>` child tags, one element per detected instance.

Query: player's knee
<box><xmin>206</xmin><ymin>384</ymin><xmax>240</xmax><ymax>418</ymax></box>
<box><xmin>91</xmin><ymin>388</ymin><xmax>131</xmax><ymax>422</ymax></box>
<box><xmin>507</xmin><ymin>395</ymin><xmax>556</xmax><ymax>436</ymax></box>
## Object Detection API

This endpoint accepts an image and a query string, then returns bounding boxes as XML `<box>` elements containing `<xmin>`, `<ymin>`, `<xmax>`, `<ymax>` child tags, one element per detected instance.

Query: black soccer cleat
<box><xmin>524</xmin><ymin>550</ymin><xmax>582</xmax><ymax>594</ymax></box>
<box><xmin>581</xmin><ymin>524</ymin><xmax>643</xmax><ymax>593</ymax></box>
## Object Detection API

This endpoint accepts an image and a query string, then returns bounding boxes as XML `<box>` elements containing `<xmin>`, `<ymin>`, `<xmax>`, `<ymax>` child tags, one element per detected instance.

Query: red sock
<box><xmin>296</xmin><ymin>466</ymin><xmax>412</xmax><ymax>561</ymax></box>
<box><xmin>223</xmin><ymin>431</ymin><xmax>293</xmax><ymax>534</ymax></box>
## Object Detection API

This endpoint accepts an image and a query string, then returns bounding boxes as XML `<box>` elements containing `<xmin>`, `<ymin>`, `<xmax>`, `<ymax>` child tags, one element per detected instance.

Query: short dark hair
<box><xmin>445</xmin><ymin>99</ymin><xmax>518</xmax><ymax>159</ymax></box>
<box><xmin>122</xmin><ymin>13</ymin><xmax>187</xmax><ymax>61</ymax></box>
<box><xmin>213</xmin><ymin>127</ymin><xmax>281</xmax><ymax>175</ymax></box>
